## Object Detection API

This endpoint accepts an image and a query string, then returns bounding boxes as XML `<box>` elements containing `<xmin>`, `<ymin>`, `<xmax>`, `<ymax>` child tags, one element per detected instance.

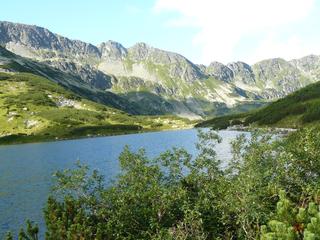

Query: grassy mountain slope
<box><xmin>0</xmin><ymin>46</ymin><xmax>149</xmax><ymax>115</ymax></box>
<box><xmin>0</xmin><ymin>72</ymin><xmax>193</xmax><ymax>144</ymax></box>
<box><xmin>196</xmin><ymin>80</ymin><xmax>320</xmax><ymax>129</ymax></box>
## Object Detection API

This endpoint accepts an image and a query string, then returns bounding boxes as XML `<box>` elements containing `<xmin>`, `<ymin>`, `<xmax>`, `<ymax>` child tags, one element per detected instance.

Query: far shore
<box><xmin>0</xmin><ymin>126</ymin><xmax>194</xmax><ymax>146</ymax></box>
<box><xmin>226</xmin><ymin>124</ymin><xmax>297</xmax><ymax>134</ymax></box>
<box><xmin>0</xmin><ymin>123</ymin><xmax>299</xmax><ymax>146</ymax></box>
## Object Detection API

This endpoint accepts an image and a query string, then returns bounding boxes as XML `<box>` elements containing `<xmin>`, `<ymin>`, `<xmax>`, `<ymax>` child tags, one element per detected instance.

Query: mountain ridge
<box><xmin>1</xmin><ymin>21</ymin><xmax>319</xmax><ymax>118</ymax></box>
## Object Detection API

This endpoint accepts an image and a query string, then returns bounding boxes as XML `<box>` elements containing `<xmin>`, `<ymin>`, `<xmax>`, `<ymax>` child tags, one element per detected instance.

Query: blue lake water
<box><xmin>0</xmin><ymin>129</ymin><xmax>248</xmax><ymax>238</ymax></box>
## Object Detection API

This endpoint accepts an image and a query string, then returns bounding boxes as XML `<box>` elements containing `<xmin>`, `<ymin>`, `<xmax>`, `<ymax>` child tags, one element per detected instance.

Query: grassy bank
<box><xmin>0</xmin><ymin>72</ymin><xmax>193</xmax><ymax>145</ymax></box>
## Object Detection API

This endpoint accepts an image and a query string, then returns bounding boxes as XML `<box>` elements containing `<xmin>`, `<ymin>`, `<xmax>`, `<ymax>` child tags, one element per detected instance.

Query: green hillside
<box><xmin>0</xmin><ymin>72</ymin><xmax>192</xmax><ymax>144</ymax></box>
<box><xmin>196</xmin><ymin>80</ymin><xmax>320</xmax><ymax>129</ymax></box>
<box><xmin>0</xmin><ymin>46</ymin><xmax>150</xmax><ymax>115</ymax></box>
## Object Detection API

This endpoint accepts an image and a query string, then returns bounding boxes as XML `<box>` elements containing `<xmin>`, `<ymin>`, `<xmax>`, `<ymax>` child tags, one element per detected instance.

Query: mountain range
<box><xmin>1</xmin><ymin>21</ymin><xmax>320</xmax><ymax>119</ymax></box>
<box><xmin>0</xmin><ymin>46</ymin><xmax>192</xmax><ymax>144</ymax></box>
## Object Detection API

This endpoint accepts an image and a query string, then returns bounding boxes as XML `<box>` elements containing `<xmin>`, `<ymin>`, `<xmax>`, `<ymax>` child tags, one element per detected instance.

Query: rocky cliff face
<box><xmin>1</xmin><ymin>21</ymin><xmax>319</xmax><ymax>118</ymax></box>
<box><xmin>0</xmin><ymin>21</ymin><xmax>100</xmax><ymax>58</ymax></box>
<box><xmin>206</xmin><ymin>61</ymin><xmax>234</xmax><ymax>83</ymax></box>
<box><xmin>290</xmin><ymin>55</ymin><xmax>320</xmax><ymax>79</ymax></box>
<box><xmin>252</xmin><ymin>58</ymin><xmax>308</xmax><ymax>99</ymax></box>
<box><xmin>43</xmin><ymin>60</ymin><xmax>113</xmax><ymax>90</ymax></box>
<box><xmin>99</xmin><ymin>41</ymin><xmax>127</xmax><ymax>61</ymax></box>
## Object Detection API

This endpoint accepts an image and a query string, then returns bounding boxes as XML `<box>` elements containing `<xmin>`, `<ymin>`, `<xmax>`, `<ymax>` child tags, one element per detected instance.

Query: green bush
<box><xmin>261</xmin><ymin>190</ymin><xmax>320</xmax><ymax>240</ymax></box>
<box><xmin>8</xmin><ymin>127</ymin><xmax>320</xmax><ymax>239</ymax></box>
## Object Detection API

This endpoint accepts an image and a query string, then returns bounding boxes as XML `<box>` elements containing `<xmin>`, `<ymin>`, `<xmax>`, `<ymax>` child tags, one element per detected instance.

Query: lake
<box><xmin>0</xmin><ymin>129</ymin><xmax>248</xmax><ymax>238</ymax></box>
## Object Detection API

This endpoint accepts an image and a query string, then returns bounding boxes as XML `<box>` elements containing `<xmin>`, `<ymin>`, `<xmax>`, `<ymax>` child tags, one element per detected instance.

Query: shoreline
<box><xmin>0</xmin><ymin>124</ymin><xmax>298</xmax><ymax>147</ymax></box>
<box><xmin>0</xmin><ymin>126</ymin><xmax>194</xmax><ymax>146</ymax></box>
<box><xmin>226</xmin><ymin>125</ymin><xmax>297</xmax><ymax>134</ymax></box>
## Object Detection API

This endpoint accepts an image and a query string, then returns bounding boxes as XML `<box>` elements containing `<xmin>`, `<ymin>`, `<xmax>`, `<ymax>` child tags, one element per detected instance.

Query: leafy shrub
<box><xmin>8</xmin><ymin>127</ymin><xmax>320</xmax><ymax>239</ymax></box>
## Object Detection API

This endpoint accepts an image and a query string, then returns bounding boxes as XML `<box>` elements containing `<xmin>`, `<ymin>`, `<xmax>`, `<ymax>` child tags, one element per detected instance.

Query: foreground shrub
<box><xmin>261</xmin><ymin>190</ymin><xmax>320</xmax><ymax>240</ymax></box>
<box><xmin>8</xmin><ymin>127</ymin><xmax>320</xmax><ymax>239</ymax></box>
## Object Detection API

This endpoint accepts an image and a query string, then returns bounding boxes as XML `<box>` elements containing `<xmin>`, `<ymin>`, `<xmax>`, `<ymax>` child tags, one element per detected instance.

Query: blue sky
<box><xmin>2</xmin><ymin>0</ymin><xmax>320</xmax><ymax>64</ymax></box>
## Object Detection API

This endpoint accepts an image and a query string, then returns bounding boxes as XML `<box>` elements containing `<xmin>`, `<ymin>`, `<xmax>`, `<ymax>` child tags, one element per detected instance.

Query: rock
<box><xmin>99</xmin><ymin>40</ymin><xmax>127</xmax><ymax>61</ymax></box>
<box><xmin>206</xmin><ymin>61</ymin><xmax>234</xmax><ymax>82</ymax></box>
<box><xmin>55</xmin><ymin>97</ymin><xmax>76</xmax><ymax>107</ymax></box>
<box><xmin>7</xmin><ymin>116</ymin><xmax>14</xmax><ymax>122</ymax></box>
<box><xmin>45</xmin><ymin>60</ymin><xmax>112</xmax><ymax>90</ymax></box>
<box><xmin>0</xmin><ymin>21</ymin><xmax>100</xmax><ymax>58</ymax></box>
<box><xmin>227</xmin><ymin>62</ymin><xmax>256</xmax><ymax>84</ymax></box>
<box><xmin>8</xmin><ymin>111</ymin><xmax>18</xmax><ymax>117</ymax></box>
<box><xmin>24</xmin><ymin>119</ymin><xmax>38</xmax><ymax>129</ymax></box>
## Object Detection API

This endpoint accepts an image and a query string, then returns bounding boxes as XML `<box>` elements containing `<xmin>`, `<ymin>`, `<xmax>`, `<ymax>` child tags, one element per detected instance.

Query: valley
<box><xmin>1</xmin><ymin>21</ymin><xmax>320</xmax><ymax>119</ymax></box>
<box><xmin>2</xmin><ymin>5</ymin><xmax>320</xmax><ymax>238</ymax></box>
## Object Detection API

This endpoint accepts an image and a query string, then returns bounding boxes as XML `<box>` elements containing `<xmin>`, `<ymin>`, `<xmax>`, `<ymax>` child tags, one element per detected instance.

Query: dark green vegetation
<box><xmin>0</xmin><ymin>72</ymin><xmax>193</xmax><ymax>144</ymax></box>
<box><xmin>196</xmin><ymin>80</ymin><xmax>320</xmax><ymax>129</ymax></box>
<box><xmin>7</xmin><ymin>127</ymin><xmax>320</xmax><ymax>239</ymax></box>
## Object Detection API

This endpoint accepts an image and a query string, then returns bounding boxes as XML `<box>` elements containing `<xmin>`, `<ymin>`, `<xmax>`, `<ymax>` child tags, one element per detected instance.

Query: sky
<box><xmin>2</xmin><ymin>0</ymin><xmax>320</xmax><ymax>64</ymax></box>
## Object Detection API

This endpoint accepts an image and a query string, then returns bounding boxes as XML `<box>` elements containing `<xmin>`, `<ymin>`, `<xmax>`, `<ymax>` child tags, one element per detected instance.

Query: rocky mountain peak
<box><xmin>128</xmin><ymin>42</ymin><xmax>153</xmax><ymax>61</ymax></box>
<box><xmin>253</xmin><ymin>58</ymin><xmax>295</xmax><ymax>80</ymax></box>
<box><xmin>126</xmin><ymin>42</ymin><xmax>204</xmax><ymax>83</ymax></box>
<box><xmin>255</xmin><ymin>58</ymin><xmax>287</xmax><ymax>68</ymax></box>
<box><xmin>252</xmin><ymin>58</ymin><xmax>305</xmax><ymax>97</ymax></box>
<box><xmin>132</xmin><ymin>42</ymin><xmax>150</xmax><ymax>49</ymax></box>
<box><xmin>290</xmin><ymin>55</ymin><xmax>320</xmax><ymax>73</ymax></box>
<box><xmin>0</xmin><ymin>21</ymin><xmax>100</xmax><ymax>58</ymax></box>
<box><xmin>206</xmin><ymin>61</ymin><xmax>234</xmax><ymax>83</ymax></box>
<box><xmin>128</xmin><ymin>42</ymin><xmax>195</xmax><ymax>66</ymax></box>
<box><xmin>98</xmin><ymin>40</ymin><xmax>127</xmax><ymax>61</ymax></box>
<box><xmin>0</xmin><ymin>21</ymin><xmax>51</xmax><ymax>48</ymax></box>
<box><xmin>227</xmin><ymin>61</ymin><xmax>252</xmax><ymax>72</ymax></box>
<box><xmin>227</xmin><ymin>61</ymin><xmax>255</xmax><ymax>84</ymax></box>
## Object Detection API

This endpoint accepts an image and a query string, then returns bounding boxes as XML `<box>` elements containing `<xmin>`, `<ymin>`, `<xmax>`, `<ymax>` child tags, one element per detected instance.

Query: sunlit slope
<box><xmin>0</xmin><ymin>72</ymin><xmax>192</xmax><ymax>144</ymax></box>
<box><xmin>196</xmin><ymin>80</ymin><xmax>320</xmax><ymax>129</ymax></box>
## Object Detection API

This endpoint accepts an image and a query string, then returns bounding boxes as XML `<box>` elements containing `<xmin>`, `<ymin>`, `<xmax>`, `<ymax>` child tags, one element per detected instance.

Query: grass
<box><xmin>196</xmin><ymin>80</ymin><xmax>320</xmax><ymax>129</ymax></box>
<box><xmin>0</xmin><ymin>72</ymin><xmax>193</xmax><ymax>145</ymax></box>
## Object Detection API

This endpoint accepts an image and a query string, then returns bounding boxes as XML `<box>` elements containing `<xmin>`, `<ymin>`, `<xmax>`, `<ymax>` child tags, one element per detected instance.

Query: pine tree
<box><xmin>261</xmin><ymin>191</ymin><xmax>320</xmax><ymax>239</ymax></box>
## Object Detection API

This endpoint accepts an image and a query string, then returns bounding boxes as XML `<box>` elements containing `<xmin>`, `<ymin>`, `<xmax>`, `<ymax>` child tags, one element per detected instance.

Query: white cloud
<box><xmin>154</xmin><ymin>0</ymin><xmax>315</xmax><ymax>64</ymax></box>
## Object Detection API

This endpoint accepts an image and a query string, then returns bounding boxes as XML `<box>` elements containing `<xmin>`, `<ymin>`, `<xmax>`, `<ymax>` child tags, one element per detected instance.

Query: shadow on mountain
<box><xmin>119</xmin><ymin>91</ymin><xmax>268</xmax><ymax>118</ymax></box>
